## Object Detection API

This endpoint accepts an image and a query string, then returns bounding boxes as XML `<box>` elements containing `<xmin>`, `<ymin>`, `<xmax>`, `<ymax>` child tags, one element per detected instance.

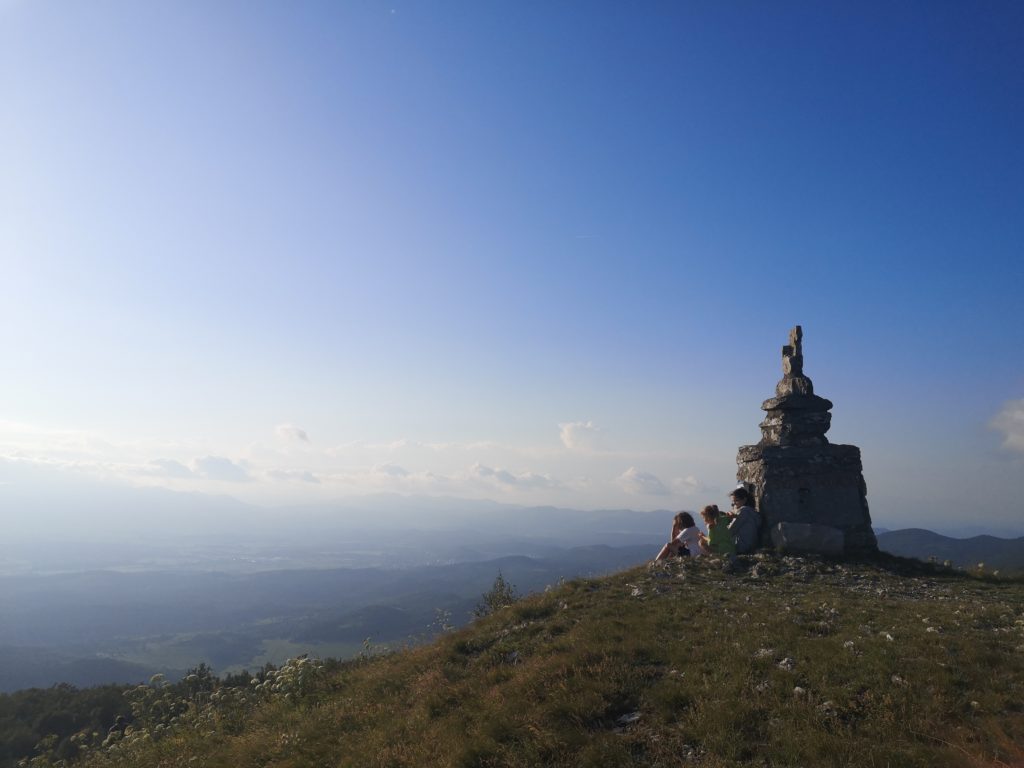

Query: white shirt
<box><xmin>675</xmin><ymin>526</ymin><xmax>703</xmax><ymax>557</ymax></box>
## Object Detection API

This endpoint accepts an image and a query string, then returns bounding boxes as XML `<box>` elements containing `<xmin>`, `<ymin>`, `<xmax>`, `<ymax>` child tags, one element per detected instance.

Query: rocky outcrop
<box><xmin>737</xmin><ymin>327</ymin><xmax>878</xmax><ymax>556</ymax></box>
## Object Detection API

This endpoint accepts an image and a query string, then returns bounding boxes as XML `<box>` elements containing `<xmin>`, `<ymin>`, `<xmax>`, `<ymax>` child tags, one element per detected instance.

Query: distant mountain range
<box><xmin>0</xmin><ymin>543</ymin><xmax>656</xmax><ymax>692</ymax></box>
<box><xmin>876</xmin><ymin>528</ymin><xmax>1024</xmax><ymax>572</ymax></box>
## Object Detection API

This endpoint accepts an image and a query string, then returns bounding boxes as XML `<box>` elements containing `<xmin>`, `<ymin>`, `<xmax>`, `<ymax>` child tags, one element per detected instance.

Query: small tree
<box><xmin>474</xmin><ymin>571</ymin><xmax>519</xmax><ymax>618</ymax></box>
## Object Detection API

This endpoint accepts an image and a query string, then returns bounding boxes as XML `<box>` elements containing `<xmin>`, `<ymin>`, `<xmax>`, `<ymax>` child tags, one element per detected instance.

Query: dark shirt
<box><xmin>729</xmin><ymin>505</ymin><xmax>761</xmax><ymax>553</ymax></box>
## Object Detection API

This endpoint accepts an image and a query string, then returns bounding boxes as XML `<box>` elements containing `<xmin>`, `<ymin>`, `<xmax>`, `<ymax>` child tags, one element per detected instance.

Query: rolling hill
<box><xmin>877</xmin><ymin>528</ymin><xmax>1024</xmax><ymax>572</ymax></box>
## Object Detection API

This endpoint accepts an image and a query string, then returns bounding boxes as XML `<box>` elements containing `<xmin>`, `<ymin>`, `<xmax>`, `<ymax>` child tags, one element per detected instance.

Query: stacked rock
<box><xmin>758</xmin><ymin>326</ymin><xmax>833</xmax><ymax>446</ymax></box>
<box><xmin>736</xmin><ymin>327</ymin><xmax>878</xmax><ymax>557</ymax></box>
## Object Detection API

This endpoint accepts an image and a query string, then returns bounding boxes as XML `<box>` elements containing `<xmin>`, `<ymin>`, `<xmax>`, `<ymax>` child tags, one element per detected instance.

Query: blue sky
<box><xmin>2</xmin><ymin>2</ymin><xmax>1022</xmax><ymax>532</ymax></box>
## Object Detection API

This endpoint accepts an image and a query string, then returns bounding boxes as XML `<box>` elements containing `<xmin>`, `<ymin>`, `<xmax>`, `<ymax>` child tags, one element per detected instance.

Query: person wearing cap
<box><xmin>726</xmin><ymin>486</ymin><xmax>761</xmax><ymax>554</ymax></box>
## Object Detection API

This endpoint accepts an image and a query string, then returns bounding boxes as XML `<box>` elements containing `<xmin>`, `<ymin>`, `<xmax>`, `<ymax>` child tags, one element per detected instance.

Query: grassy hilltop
<box><xmin>60</xmin><ymin>555</ymin><xmax>1024</xmax><ymax>768</ymax></box>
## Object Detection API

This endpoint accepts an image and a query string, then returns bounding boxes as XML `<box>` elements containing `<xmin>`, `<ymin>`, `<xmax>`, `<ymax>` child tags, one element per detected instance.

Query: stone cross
<box><xmin>781</xmin><ymin>325</ymin><xmax>803</xmax><ymax>377</ymax></box>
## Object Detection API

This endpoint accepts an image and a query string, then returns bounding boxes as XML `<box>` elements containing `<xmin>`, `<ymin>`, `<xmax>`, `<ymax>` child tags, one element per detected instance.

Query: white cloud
<box><xmin>275</xmin><ymin>424</ymin><xmax>310</xmax><ymax>443</ymax></box>
<box><xmin>190</xmin><ymin>456</ymin><xmax>252</xmax><ymax>482</ymax></box>
<box><xmin>372</xmin><ymin>463</ymin><xmax>410</xmax><ymax>478</ymax></box>
<box><xmin>617</xmin><ymin>467</ymin><xmax>670</xmax><ymax>496</ymax></box>
<box><xmin>991</xmin><ymin>399</ymin><xmax>1024</xmax><ymax>453</ymax></box>
<box><xmin>145</xmin><ymin>459</ymin><xmax>195</xmax><ymax>478</ymax></box>
<box><xmin>470</xmin><ymin>463</ymin><xmax>559</xmax><ymax>490</ymax></box>
<box><xmin>265</xmin><ymin>469</ymin><xmax>320</xmax><ymax>484</ymax></box>
<box><xmin>321</xmin><ymin>465</ymin><xmax>452</xmax><ymax>493</ymax></box>
<box><xmin>559</xmin><ymin>420</ymin><xmax>600</xmax><ymax>451</ymax></box>
<box><xmin>671</xmin><ymin>475</ymin><xmax>707</xmax><ymax>495</ymax></box>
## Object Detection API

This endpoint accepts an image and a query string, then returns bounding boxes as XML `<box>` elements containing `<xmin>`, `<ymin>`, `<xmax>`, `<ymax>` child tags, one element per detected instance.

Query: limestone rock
<box><xmin>770</xmin><ymin>522</ymin><xmax>845</xmax><ymax>557</ymax></box>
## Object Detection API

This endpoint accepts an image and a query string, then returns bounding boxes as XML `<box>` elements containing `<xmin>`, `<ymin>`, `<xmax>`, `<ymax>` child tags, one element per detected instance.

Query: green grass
<box><xmin>80</xmin><ymin>555</ymin><xmax>1024</xmax><ymax>767</ymax></box>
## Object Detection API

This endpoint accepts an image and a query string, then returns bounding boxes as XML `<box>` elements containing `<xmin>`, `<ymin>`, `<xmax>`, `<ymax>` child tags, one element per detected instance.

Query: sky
<box><xmin>2</xmin><ymin>2</ymin><xmax>1023</xmax><ymax>534</ymax></box>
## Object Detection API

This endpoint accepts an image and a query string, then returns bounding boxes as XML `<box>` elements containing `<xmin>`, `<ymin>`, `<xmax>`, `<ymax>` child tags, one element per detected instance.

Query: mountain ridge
<box><xmin>876</xmin><ymin>528</ymin><xmax>1024</xmax><ymax>571</ymax></box>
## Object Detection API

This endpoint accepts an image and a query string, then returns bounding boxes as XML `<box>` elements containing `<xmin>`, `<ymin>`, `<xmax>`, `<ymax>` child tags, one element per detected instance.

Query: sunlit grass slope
<box><xmin>86</xmin><ymin>555</ymin><xmax>1024</xmax><ymax>768</ymax></box>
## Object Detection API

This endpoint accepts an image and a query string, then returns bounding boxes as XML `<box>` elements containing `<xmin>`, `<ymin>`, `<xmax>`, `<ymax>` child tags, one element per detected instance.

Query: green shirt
<box><xmin>707</xmin><ymin>521</ymin><xmax>736</xmax><ymax>555</ymax></box>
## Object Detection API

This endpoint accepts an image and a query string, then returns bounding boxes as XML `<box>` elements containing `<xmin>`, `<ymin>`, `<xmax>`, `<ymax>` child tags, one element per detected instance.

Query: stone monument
<box><xmin>736</xmin><ymin>327</ymin><xmax>878</xmax><ymax>556</ymax></box>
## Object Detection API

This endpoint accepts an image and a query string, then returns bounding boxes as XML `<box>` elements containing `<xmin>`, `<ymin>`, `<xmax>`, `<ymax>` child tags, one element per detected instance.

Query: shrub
<box><xmin>473</xmin><ymin>572</ymin><xmax>519</xmax><ymax>618</ymax></box>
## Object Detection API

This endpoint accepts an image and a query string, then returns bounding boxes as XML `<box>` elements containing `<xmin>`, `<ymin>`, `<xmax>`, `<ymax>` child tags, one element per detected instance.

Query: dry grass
<box><xmin>84</xmin><ymin>556</ymin><xmax>1024</xmax><ymax>768</ymax></box>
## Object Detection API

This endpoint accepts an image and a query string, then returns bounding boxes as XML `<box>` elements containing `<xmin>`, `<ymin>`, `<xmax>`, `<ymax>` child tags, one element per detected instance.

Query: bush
<box><xmin>473</xmin><ymin>572</ymin><xmax>519</xmax><ymax>618</ymax></box>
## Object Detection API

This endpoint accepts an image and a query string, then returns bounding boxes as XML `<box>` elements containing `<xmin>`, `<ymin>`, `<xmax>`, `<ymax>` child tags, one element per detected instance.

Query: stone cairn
<box><xmin>736</xmin><ymin>327</ymin><xmax>878</xmax><ymax>557</ymax></box>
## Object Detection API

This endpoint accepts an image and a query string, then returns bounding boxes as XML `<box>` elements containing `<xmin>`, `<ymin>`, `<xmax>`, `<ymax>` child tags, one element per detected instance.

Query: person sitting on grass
<box><xmin>699</xmin><ymin>504</ymin><xmax>736</xmax><ymax>556</ymax></box>
<box><xmin>725</xmin><ymin>486</ymin><xmax>762</xmax><ymax>554</ymax></box>
<box><xmin>654</xmin><ymin>511</ymin><xmax>702</xmax><ymax>561</ymax></box>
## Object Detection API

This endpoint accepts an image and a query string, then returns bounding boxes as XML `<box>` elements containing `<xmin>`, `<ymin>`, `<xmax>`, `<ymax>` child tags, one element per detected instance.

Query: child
<box><xmin>654</xmin><ymin>511</ymin><xmax>702</xmax><ymax>561</ymax></box>
<box><xmin>699</xmin><ymin>504</ymin><xmax>737</xmax><ymax>556</ymax></box>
